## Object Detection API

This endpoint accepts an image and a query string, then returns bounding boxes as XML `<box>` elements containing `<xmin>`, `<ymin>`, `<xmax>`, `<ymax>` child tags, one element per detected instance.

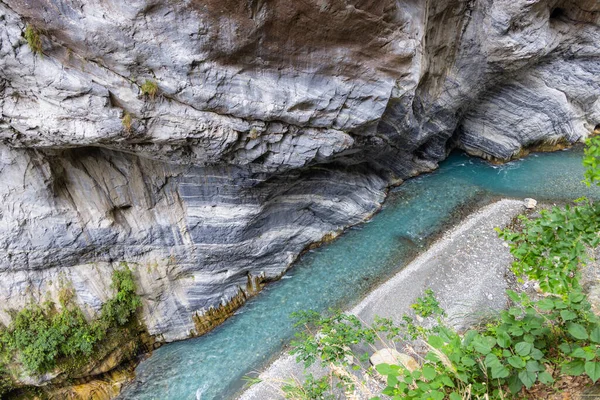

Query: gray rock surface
<box><xmin>0</xmin><ymin>0</ymin><xmax>599</xmax><ymax>372</ymax></box>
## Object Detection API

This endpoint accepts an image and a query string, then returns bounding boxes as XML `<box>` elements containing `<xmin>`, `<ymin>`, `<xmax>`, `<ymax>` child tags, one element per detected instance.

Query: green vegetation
<box><xmin>122</xmin><ymin>111</ymin><xmax>133</xmax><ymax>133</ymax></box>
<box><xmin>24</xmin><ymin>25</ymin><xmax>42</xmax><ymax>56</ymax></box>
<box><xmin>411</xmin><ymin>288</ymin><xmax>445</xmax><ymax>318</ymax></box>
<box><xmin>282</xmin><ymin>374</ymin><xmax>334</xmax><ymax>400</ymax></box>
<box><xmin>284</xmin><ymin>137</ymin><xmax>600</xmax><ymax>399</ymax></box>
<box><xmin>584</xmin><ymin>136</ymin><xmax>600</xmax><ymax>187</ymax></box>
<box><xmin>140</xmin><ymin>79</ymin><xmax>159</xmax><ymax>99</ymax></box>
<box><xmin>0</xmin><ymin>265</ymin><xmax>141</xmax><ymax>394</ymax></box>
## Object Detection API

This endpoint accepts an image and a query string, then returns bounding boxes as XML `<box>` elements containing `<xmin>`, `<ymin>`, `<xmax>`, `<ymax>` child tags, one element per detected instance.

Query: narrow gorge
<box><xmin>0</xmin><ymin>0</ymin><xmax>599</xmax><ymax>398</ymax></box>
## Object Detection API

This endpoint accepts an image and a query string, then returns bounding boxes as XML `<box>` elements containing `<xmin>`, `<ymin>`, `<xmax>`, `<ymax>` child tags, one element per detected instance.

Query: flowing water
<box><xmin>120</xmin><ymin>148</ymin><xmax>600</xmax><ymax>400</ymax></box>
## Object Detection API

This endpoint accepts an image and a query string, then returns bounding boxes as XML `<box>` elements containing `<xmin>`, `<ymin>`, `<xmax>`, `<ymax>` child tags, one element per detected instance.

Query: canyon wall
<box><xmin>0</xmin><ymin>0</ymin><xmax>599</xmax><ymax>388</ymax></box>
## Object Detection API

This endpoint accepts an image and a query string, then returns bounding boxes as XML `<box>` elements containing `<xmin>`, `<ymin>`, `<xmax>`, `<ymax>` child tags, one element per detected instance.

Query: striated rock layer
<box><xmin>0</xmin><ymin>0</ymin><xmax>599</xmax><ymax>391</ymax></box>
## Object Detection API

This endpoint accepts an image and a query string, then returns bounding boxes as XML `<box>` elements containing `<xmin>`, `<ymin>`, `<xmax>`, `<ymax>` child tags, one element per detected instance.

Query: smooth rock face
<box><xmin>0</xmin><ymin>0</ymin><xmax>599</xmax><ymax>362</ymax></box>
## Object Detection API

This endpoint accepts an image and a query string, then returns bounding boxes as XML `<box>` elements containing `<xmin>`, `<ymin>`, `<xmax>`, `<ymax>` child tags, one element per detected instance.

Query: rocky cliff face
<box><xmin>0</xmin><ymin>0</ymin><xmax>599</xmax><ymax>388</ymax></box>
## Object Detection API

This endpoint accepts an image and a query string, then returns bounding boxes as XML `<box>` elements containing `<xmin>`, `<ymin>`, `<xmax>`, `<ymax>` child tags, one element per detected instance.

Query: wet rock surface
<box><xmin>0</xmin><ymin>0</ymin><xmax>599</xmax><ymax>391</ymax></box>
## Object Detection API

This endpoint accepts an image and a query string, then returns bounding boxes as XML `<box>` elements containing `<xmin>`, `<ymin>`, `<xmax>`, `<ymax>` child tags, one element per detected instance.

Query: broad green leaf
<box><xmin>562</xmin><ymin>360</ymin><xmax>585</xmax><ymax>376</ymax></box>
<box><xmin>422</xmin><ymin>365</ymin><xmax>436</xmax><ymax>381</ymax></box>
<box><xmin>526</xmin><ymin>360</ymin><xmax>543</xmax><ymax>372</ymax></box>
<box><xmin>515</xmin><ymin>341</ymin><xmax>532</xmax><ymax>356</ymax></box>
<box><xmin>376</xmin><ymin>363</ymin><xmax>394</xmax><ymax>376</ymax></box>
<box><xmin>491</xmin><ymin>364</ymin><xmax>510</xmax><ymax>379</ymax></box>
<box><xmin>440</xmin><ymin>375</ymin><xmax>454</xmax><ymax>388</ymax></box>
<box><xmin>567</xmin><ymin>323</ymin><xmax>589</xmax><ymax>340</ymax></box>
<box><xmin>530</xmin><ymin>348</ymin><xmax>544</xmax><ymax>360</ymax></box>
<box><xmin>449</xmin><ymin>393</ymin><xmax>462</xmax><ymax>400</ymax></box>
<box><xmin>496</xmin><ymin>331</ymin><xmax>511</xmax><ymax>348</ymax></box>
<box><xmin>590</xmin><ymin>326</ymin><xmax>600</xmax><ymax>344</ymax></box>
<box><xmin>585</xmin><ymin>361</ymin><xmax>600</xmax><ymax>383</ymax></box>
<box><xmin>571</xmin><ymin>347</ymin><xmax>588</xmax><ymax>359</ymax></box>
<box><xmin>508</xmin><ymin>374</ymin><xmax>523</xmax><ymax>394</ymax></box>
<box><xmin>569</xmin><ymin>292</ymin><xmax>585</xmax><ymax>303</ymax></box>
<box><xmin>473</xmin><ymin>337</ymin><xmax>492</xmax><ymax>354</ymax></box>
<box><xmin>460</xmin><ymin>356</ymin><xmax>476</xmax><ymax>367</ymax></box>
<box><xmin>518</xmin><ymin>370</ymin><xmax>536</xmax><ymax>389</ymax></box>
<box><xmin>537</xmin><ymin>298</ymin><xmax>555</xmax><ymax>310</ymax></box>
<box><xmin>507</xmin><ymin>290</ymin><xmax>521</xmax><ymax>302</ymax></box>
<box><xmin>485</xmin><ymin>353</ymin><xmax>500</xmax><ymax>368</ymax></box>
<box><xmin>430</xmin><ymin>390</ymin><xmax>445</xmax><ymax>400</ymax></box>
<box><xmin>507</xmin><ymin>356</ymin><xmax>525</xmax><ymax>369</ymax></box>
<box><xmin>428</xmin><ymin>335</ymin><xmax>444</xmax><ymax>349</ymax></box>
<box><xmin>561</xmin><ymin>310</ymin><xmax>577</xmax><ymax>321</ymax></box>
<box><xmin>538</xmin><ymin>371</ymin><xmax>554</xmax><ymax>384</ymax></box>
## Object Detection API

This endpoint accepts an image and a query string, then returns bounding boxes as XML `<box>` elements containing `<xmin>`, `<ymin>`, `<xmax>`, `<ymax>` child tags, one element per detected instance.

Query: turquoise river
<box><xmin>119</xmin><ymin>148</ymin><xmax>600</xmax><ymax>400</ymax></box>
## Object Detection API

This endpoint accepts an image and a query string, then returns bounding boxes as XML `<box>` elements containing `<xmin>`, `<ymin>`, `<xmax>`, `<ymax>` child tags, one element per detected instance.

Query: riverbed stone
<box><xmin>524</xmin><ymin>198</ymin><xmax>538</xmax><ymax>209</ymax></box>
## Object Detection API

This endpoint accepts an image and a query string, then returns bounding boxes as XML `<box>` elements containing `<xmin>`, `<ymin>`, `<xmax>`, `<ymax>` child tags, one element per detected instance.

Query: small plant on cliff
<box><xmin>0</xmin><ymin>265</ymin><xmax>141</xmax><ymax>375</ymax></box>
<box><xmin>24</xmin><ymin>24</ymin><xmax>42</xmax><ymax>56</ymax></box>
<box><xmin>122</xmin><ymin>111</ymin><xmax>133</xmax><ymax>133</ymax></box>
<box><xmin>140</xmin><ymin>79</ymin><xmax>159</xmax><ymax>99</ymax></box>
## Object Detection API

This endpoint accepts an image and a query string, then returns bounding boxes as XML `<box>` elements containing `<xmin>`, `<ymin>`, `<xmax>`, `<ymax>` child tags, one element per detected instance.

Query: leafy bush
<box><xmin>0</xmin><ymin>265</ymin><xmax>141</xmax><ymax>375</ymax></box>
<box><xmin>584</xmin><ymin>135</ymin><xmax>600</xmax><ymax>187</ymax></box>
<box><xmin>411</xmin><ymin>288</ymin><xmax>445</xmax><ymax>318</ymax></box>
<box><xmin>497</xmin><ymin>199</ymin><xmax>600</xmax><ymax>294</ymax></box>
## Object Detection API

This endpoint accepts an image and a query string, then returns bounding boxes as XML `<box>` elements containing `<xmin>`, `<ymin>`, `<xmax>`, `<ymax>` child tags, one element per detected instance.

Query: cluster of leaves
<box><xmin>583</xmin><ymin>135</ymin><xmax>600</xmax><ymax>187</ymax></box>
<box><xmin>411</xmin><ymin>289</ymin><xmax>445</xmax><ymax>318</ymax></box>
<box><xmin>24</xmin><ymin>25</ymin><xmax>42</xmax><ymax>56</ymax></box>
<box><xmin>0</xmin><ymin>265</ymin><xmax>141</xmax><ymax>375</ymax></box>
<box><xmin>497</xmin><ymin>199</ymin><xmax>600</xmax><ymax>294</ymax></box>
<box><xmin>290</xmin><ymin>310</ymin><xmax>376</xmax><ymax>369</ymax></box>
<box><xmin>378</xmin><ymin>288</ymin><xmax>600</xmax><ymax>399</ymax></box>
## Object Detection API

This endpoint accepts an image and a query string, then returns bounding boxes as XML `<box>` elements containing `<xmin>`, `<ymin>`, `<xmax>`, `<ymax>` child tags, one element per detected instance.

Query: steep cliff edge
<box><xmin>0</xmin><ymin>0</ymin><xmax>599</xmax><ymax>393</ymax></box>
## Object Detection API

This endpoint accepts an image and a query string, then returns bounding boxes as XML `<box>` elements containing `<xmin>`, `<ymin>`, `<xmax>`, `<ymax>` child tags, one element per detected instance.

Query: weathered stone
<box><xmin>370</xmin><ymin>348</ymin><xmax>419</xmax><ymax>372</ymax></box>
<box><xmin>524</xmin><ymin>198</ymin><xmax>538</xmax><ymax>209</ymax></box>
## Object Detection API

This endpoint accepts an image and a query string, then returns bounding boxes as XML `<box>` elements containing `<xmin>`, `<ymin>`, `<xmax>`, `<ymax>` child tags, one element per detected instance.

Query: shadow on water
<box><xmin>120</xmin><ymin>148</ymin><xmax>600</xmax><ymax>400</ymax></box>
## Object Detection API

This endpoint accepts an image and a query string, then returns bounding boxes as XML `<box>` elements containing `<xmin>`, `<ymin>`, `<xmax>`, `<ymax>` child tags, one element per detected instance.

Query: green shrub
<box><xmin>100</xmin><ymin>266</ymin><xmax>142</xmax><ymax>326</ymax></box>
<box><xmin>497</xmin><ymin>199</ymin><xmax>600</xmax><ymax>294</ymax></box>
<box><xmin>584</xmin><ymin>135</ymin><xmax>600</xmax><ymax>187</ymax></box>
<box><xmin>0</xmin><ymin>265</ymin><xmax>141</xmax><ymax>375</ymax></box>
<box><xmin>411</xmin><ymin>288</ymin><xmax>445</xmax><ymax>318</ymax></box>
<box><xmin>24</xmin><ymin>25</ymin><xmax>42</xmax><ymax>56</ymax></box>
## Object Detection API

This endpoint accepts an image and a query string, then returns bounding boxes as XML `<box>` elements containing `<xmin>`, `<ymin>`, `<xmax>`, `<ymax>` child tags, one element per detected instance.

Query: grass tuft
<box><xmin>24</xmin><ymin>25</ymin><xmax>42</xmax><ymax>56</ymax></box>
<box><xmin>140</xmin><ymin>79</ymin><xmax>159</xmax><ymax>99</ymax></box>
